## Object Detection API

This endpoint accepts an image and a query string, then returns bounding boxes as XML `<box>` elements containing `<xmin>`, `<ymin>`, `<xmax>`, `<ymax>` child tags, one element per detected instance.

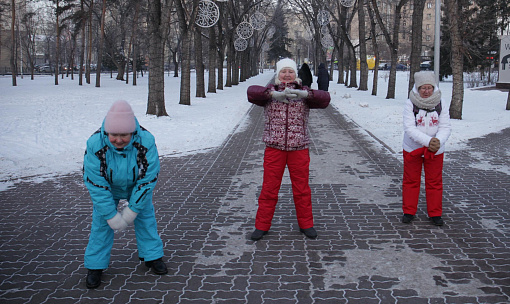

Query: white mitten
<box><xmin>271</xmin><ymin>90</ymin><xmax>288</xmax><ymax>102</ymax></box>
<box><xmin>107</xmin><ymin>212</ymin><xmax>128</xmax><ymax>231</ymax></box>
<box><xmin>121</xmin><ymin>207</ymin><xmax>138</xmax><ymax>225</ymax></box>
<box><xmin>287</xmin><ymin>89</ymin><xmax>309</xmax><ymax>99</ymax></box>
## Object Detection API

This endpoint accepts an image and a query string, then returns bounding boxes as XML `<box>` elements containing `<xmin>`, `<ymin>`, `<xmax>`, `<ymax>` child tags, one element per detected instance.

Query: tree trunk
<box><xmin>216</xmin><ymin>24</ymin><xmax>224</xmax><ymax>90</ymax></box>
<box><xmin>179</xmin><ymin>27</ymin><xmax>192</xmax><ymax>105</ymax></box>
<box><xmin>358</xmin><ymin>1</ymin><xmax>368</xmax><ymax>91</ymax></box>
<box><xmin>95</xmin><ymin>0</ymin><xmax>106</xmax><ymax>87</ymax></box>
<box><xmin>55</xmin><ymin>0</ymin><xmax>60</xmax><ymax>85</ymax></box>
<box><xmin>208</xmin><ymin>26</ymin><xmax>217</xmax><ymax>93</ymax></box>
<box><xmin>86</xmin><ymin>0</ymin><xmax>93</xmax><ymax>84</ymax></box>
<box><xmin>367</xmin><ymin>1</ymin><xmax>379</xmax><ymax>95</ymax></box>
<box><xmin>126</xmin><ymin>2</ymin><xmax>139</xmax><ymax>85</ymax></box>
<box><xmin>10</xmin><ymin>0</ymin><xmax>16</xmax><ymax>86</ymax></box>
<box><xmin>408</xmin><ymin>0</ymin><xmax>425</xmax><ymax>94</ymax></box>
<box><xmin>132</xmin><ymin>41</ymin><xmax>137</xmax><ymax>86</ymax></box>
<box><xmin>195</xmin><ymin>28</ymin><xmax>206</xmax><ymax>98</ymax></box>
<box><xmin>147</xmin><ymin>0</ymin><xmax>168</xmax><ymax>115</ymax></box>
<box><xmin>225</xmin><ymin>39</ymin><xmax>232</xmax><ymax>87</ymax></box>
<box><xmin>79</xmin><ymin>0</ymin><xmax>85</xmax><ymax>85</ymax></box>
<box><xmin>446</xmin><ymin>0</ymin><xmax>464</xmax><ymax>119</ymax></box>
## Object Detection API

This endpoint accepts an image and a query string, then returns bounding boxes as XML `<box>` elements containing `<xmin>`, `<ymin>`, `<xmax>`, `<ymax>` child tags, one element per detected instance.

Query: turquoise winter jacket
<box><xmin>83</xmin><ymin>118</ymin><xmax>160</xmax><ymax>220</ymax></box>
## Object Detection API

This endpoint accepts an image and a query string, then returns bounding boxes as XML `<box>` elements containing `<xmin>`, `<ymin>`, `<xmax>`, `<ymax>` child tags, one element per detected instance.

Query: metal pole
<box><xmin>434</xmin><ymin>0</ymin><xmax>441</xmax><ymax>85</ymax></box>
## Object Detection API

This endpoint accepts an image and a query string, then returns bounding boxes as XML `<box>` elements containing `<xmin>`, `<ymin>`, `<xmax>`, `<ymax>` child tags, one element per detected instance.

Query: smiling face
<box><xmin>418</xmin><ymin>84</ymin><xmax>434</xmax><ymax>98</ymax></box>
<box><xmin>278</xmin><ymin>68</ymin><xmax>296</xmax><ymax>83</ymax></box>
<box><xmin>108</xmin><ymin>133</ymin><xmax>132</xmax><ymax>149</ymax></box>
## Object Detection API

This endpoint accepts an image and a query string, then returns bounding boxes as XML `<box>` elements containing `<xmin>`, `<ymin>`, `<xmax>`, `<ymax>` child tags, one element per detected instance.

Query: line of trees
<box><xmin>3</xmin><ymin>0</ymin><xmax>509</xmax><ymax>119</ymax></box>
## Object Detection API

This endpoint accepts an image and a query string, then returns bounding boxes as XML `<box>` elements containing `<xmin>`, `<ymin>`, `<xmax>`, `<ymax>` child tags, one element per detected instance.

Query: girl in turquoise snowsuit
<box><xmin>83</xmin><ymin>100</ymin><xmax>166</xmax><ymax>289</ymax></box>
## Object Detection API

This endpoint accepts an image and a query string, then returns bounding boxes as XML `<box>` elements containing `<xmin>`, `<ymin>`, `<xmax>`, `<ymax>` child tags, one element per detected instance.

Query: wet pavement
<box><xmin>1</xmin><ymin>90</ymin><xmax>509</xmax><ymax>303</ymax></box>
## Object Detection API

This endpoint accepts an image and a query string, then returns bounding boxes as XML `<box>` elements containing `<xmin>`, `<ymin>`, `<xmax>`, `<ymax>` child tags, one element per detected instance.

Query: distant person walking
<box><xmin>298</xmin><ymin>62</ymin><xmax>313</xmax><ymax>88</ymax></box>
<box><xmin>402</xmin><ymin>72</ymin><xmax>451</xmax><ymax>226</ymax></box>
<box><xmin>317</xmin><ymin>63</ymin><xmax>330</xmax><ymax>91</ymax></box>
<box><xmin>83</xmin><ymin>100</ymin><xmax>167</xmax><ymax>289</ymax></box>
<box><xmin>246</xmin><ymin>58</ymin><xmax>330</xmax><ymax>241</ymax></box>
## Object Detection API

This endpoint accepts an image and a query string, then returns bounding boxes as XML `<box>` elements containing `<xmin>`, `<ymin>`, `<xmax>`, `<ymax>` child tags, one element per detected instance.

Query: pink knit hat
<box><xmin>104</xmin><ymin>100</ymin><xmax>136</xmax><ymax>134</ymax></box>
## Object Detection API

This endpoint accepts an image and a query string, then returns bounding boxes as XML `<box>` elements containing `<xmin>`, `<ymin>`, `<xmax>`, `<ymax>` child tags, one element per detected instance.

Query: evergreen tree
<box><xmin>267</xmin><ymin>6</ymin><xmax>293</xmax><ymax>62</ymax></box>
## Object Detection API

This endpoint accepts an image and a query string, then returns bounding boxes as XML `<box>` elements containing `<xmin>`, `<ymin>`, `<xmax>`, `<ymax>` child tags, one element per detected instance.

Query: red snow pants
<box><xmin>255</xmin><ymin>147</ymin><xmax>313</xmax><ymax>231</ymax></box>
<box><xmin>402</xmin><ymin>148</ymin><xmax>444</xmax><ymax>217</ymax></box>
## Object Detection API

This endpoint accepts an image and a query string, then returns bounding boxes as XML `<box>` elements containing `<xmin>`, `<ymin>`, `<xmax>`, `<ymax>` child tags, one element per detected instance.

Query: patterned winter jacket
<box><xmin>403</xmin><ymin>91</ymin><xmax>451</xmax><ymax>155</ymax></box>
<box><xmin>83</xmin><ymin>118</ymin><xmax>160</xmax><ymax>220</ymax></box>
<box><xmin>247</xmin><ymin>82</ymin><xmax>330</xmax><ymax>151</ymax></box>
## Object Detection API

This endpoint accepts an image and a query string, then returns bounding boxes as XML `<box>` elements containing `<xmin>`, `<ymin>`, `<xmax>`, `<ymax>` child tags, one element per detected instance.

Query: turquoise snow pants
<box><xmin>84</xmin><ymin>196</ymin><xmax>164</xmax><ymax>270</ymax></box>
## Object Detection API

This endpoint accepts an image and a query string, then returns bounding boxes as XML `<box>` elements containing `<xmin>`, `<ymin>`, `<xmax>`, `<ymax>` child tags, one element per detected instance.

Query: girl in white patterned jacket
<box><xmin>402</xmin><ymin>71</ymin><xmax>451</xmax><ymax>226</ymax></box>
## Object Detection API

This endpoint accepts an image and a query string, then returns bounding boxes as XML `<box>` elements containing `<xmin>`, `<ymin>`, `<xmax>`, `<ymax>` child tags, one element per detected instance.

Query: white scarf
<box><xmin>409</xmin><ymin>89</ymin><xmax>441</xmax><ymax>110</ymax></box>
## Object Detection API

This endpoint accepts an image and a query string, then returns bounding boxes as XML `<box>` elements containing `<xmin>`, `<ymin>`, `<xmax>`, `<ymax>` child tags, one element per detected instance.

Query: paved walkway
<box><xmin>1</xmin><ymin>91</ymin><xmax>509</xmax><ymax>303</ymax></box>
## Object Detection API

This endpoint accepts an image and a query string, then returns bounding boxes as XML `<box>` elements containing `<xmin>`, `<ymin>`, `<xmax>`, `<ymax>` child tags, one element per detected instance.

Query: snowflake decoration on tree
<box><xmin>195</xmin><ymin>0</ymin><xmax>220</xmax><ymax>28</ymax></box>
<box><xmin>266</xmin><ymin>26</ymin><xmax>276</xmax><ymax>38</ymax></box>
<box><xmin>249</xmin><ymin>12</ymin><xmax>266</xmax><ymax>31</ymax></box>
<box><xmin>321</xmin><ymin>34</ymin><xmax>334</xmax><ymax>48</ymax></box>
<box><xmin>340</xmin><ymin>0</ymin><xmax>355</xmax><ymax>7</ymax></box>
<box><xmin>317</xmin><ymin>10</ymin><xmax>330</xmax><ymax>26</ymax></box>
<box><xmin>234</xmin><ymin>37</ymin><xmax>248</xmax><ymax>52</ymax></box>
<box><xmin>237</xmin><ymin>21</ymin><xmax>254</xmax><ymax>39</ymax></box>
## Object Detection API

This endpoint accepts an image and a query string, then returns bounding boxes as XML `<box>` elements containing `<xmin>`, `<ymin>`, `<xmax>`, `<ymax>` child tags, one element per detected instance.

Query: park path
<box><xmin>1</xmin><ymin>87</ymin><xmax>509</xmax><ymax>303</ymax></box>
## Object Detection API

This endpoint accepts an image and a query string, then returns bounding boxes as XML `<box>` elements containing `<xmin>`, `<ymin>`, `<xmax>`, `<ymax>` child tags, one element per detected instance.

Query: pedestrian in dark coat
<box><xmin>298</xmin><ymin>62</ymin><xmax>313</xmax><ymax>88</ymax></box>
<box><xmin>317</xmin><ymin>63</ymin><xmax>330</xmax><ymax>91</ymax></box>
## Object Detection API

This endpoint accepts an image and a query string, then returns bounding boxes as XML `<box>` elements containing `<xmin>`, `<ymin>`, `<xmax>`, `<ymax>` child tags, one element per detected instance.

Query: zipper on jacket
<box><xmin>135</xmin><ymin>188</ymin><xmax>149</xmax><ymax>204</ymax></box>
<box><xmin>132</xmin><ymin>167</ymin><xmax>136</xmax><ymax>182</ymax></box>
<box><xmin>109</xmin><ymin>169</ymin><xmax>113</xmax><ymax>183</ymax></box>
<box><xmin>285</xmin><ymin>103</ymin><xmax>289</xmax><ymax>150</ymax></box>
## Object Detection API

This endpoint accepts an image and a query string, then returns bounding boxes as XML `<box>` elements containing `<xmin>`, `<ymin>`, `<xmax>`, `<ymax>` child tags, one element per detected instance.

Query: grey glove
<box><xmin>286</xmin><ymin>88</ymin><xmax>309</xmax><ymax>100</ymax></box>
<box><xmin>283</xmin><ymin>88</ymin><xmax>298</xmax><ymax>99</ymax></box>
<box><xmin>271</xmin><ymin>90</ymin><xmax>288</xmax><ymax>102</ymax></box>
<box><xmin>107</xmin><ymin>212</ymin><xmax>128</xmax><ymax>231</ymax></box>
<box><xmin>121</xmin><ymin>207</ymin><xmax>138</xmax><ymax>225</ymax></box>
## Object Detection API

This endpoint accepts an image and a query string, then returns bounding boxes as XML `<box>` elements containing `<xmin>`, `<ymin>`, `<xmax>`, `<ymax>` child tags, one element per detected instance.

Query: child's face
<box><xmin>278</xmin><ymin>68</ymin><xmax>296</xmax><ymax>83</ymax></box>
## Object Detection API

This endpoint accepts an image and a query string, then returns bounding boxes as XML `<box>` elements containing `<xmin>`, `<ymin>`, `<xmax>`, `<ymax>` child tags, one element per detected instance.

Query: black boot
<box><xmin>402</xmin><ymin>214</ymin><xmax>415</xmax><ymax>223</ymax></box>
<box><xmin>430</xmin><ymin>216</ymin><xmax>444</xmax><ymax>226</ymax></box>
<box><xmin>300</xmin><ymin>227</ymin><xmax>318</xmax><ymax>239</ymax></box>
<box><xmin>86</xmin><ymin>269</ymin><xmax>103</xmax><ymax>289</ymax></box>
<box><xmin>250</xmin><ymin>229</ymin><xmax>268</xmax><ymax>241</ymax></box>
<box><xmin>145</xmin><ymin>258</ymin><xmax>168</xmax><ymax>275</ymax></box>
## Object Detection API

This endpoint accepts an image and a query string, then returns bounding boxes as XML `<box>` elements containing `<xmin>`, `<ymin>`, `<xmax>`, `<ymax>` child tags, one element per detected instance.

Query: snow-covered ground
<box><xmin>1</xmin><ymin>70</ymin><xmax>509</xmax><ymax>191</ymax></box>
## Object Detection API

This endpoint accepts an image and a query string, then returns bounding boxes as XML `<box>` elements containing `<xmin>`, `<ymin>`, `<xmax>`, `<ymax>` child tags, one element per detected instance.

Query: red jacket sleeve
<box><xmin>307</xmin><ymin>89</ymin><xmax>330</xmax><ymax>109</ymax></box>
<box><xmin>247</xmin><ymin>85</ymin><xmax>272</xmax><ymax>106</ymax></box>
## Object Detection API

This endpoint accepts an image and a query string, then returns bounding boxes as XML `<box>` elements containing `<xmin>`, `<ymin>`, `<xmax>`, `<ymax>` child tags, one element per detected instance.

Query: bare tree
<box><xmin>207</xmin><ymin>25</ymin><xmax>216</xmax><ymax>93</ymax></box>
<box><xmin>194</xmin><ymin>27</ymin><xmax>205</xmax><ymax>97</ymax></box>
<box><xmin>95</xmin><ymin>0</ymin><xmax>106</xmax><ymax>87</ymax></box>
<box><xmin>445</xmin><ymin>0</ymin><xmax>464</xmax><ymax>119</ymax></box>
<box><xmin>147</xmin><ymin>0</ymin><xmax>168</xmax><ymax>115</ymax></box>
<box><xmin>175</xmin><ymin>0</ymin><xmax>199</xmax><ymax>105</ymax></box>
<box><xmin>358</xmin><ymin>0</ymin><xmax>368</xmax><ymax>91</ymax></box>
<box><xmin>370</xmin><ymin>0</ymin><xmax>409</xmax><ymax>99</ymax></box>
<box><xmin>11</xmin><ymin>0</ymin><xmax>16</xmax><ymax>86</ymax></box>
<box><xmin>408</xmin><ymin>0</ymin><xmax>425</xmax><ymax>94</ymax></box>
<box><xmin>367</xmin><ymin>1</ymin><xmax>379</xmax><ymax>95</ymax></box>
